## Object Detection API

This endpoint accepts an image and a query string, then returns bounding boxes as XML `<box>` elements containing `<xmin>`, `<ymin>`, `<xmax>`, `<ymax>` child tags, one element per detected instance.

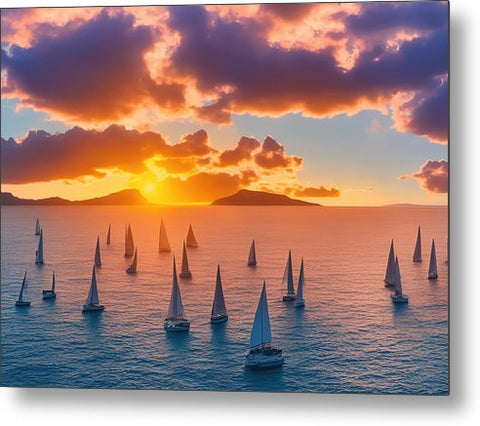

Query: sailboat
<box><xmin>186</xmin><ymin>224</ymin><xmax>198</xmax><ymax>248</ymax></box>
<box><xmin>43</xmin><ymin>271</ymin><xmax>57</xmax><ymax>299</ymax></box>
<box><xmin>391</xmin><ymin>257</ymin><xmax>409</xmax><ymax>304</ymax></box>
<box><xmin>106</xmin><ymin>224</ymin><xmax>111</xmax><ymax>245</ymax></box>
<box><xmin>15</xmin><ymin>270</ymin><xmax>31</xmax><ymax>307</ymax></box>
<box><xmin>82</xmin><ymin>265</ymin><xmax>104</xmax><ymax>312</ymax></box>
<box><xmin>159</xmin><ymin>219</ymin><xmax>171</xmax><ymax>252</ymax></box>
<box><xmin>211</xmin><ymin>265</ymin><xmax>228</xmax><ymax>323</ymax></box>
<box><xmin>384</xmin><ymin>239</ymin><xmax>396</xmax><ymax>288</ymax></box>
<box><xmin>247</xmin><ymin>240</ymin><xmax>257</xmax><ymax>266</ymax></box>
<box><xmin>35</xmin><ymin>218</ymin><xmax>41</xmax><ymax>235</ymax></box>
<box><xmin>296</xmin><ymin>258</ymin><xmax>305</xmax><ymax>307</ymax></box>
<box><xmin>126</xmin><ymin>247</ymin><xmax>138</xmax><ymax>274</ymax></box>
<box><xmin>94</xmin><ymin>236</ymin><xmax>102</xmax><ymax>267</ymax></box>
<box><xmin>179</xmin><ymin>241</ymin><xmax>192</xmax><ymax>279</ymax></box>
<box><xmin>282</xmin><ymin>250</ymin><xmax>296</xmax><ymax>301</ymax></box>
<box><xmin>124</xmin><ymin>224</ymin><xmax>134</xmax><ymax>257</ymax></box>
<box><xmin>413</xmin><ymin>225</ymin><xmax>422</xmax><ymax>262</ymax></box>
<box><xmin>428</xmin><ymin>238</ymin><xmax>438</xmax><ymax>279</ymax></box>
<box><xmin>245</xmin><ymin>282</ymin><xmax>284</xmax><ymax>369</ymax></box>
<box><xmin>35</xmin><ymin>229</ymin><xmax>44</xmax><ymax>264</ymax></box>
<box><xmin>164</xmin><ymin>257</ymin><xmax>190</xmax><ymax>331</ymax></box>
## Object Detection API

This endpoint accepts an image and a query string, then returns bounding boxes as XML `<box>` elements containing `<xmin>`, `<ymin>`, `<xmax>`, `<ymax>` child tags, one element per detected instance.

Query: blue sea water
<box><xmin>1</xmin><ymin>205</ymin><xmax>448</xmax><ymax>394</ymax></box>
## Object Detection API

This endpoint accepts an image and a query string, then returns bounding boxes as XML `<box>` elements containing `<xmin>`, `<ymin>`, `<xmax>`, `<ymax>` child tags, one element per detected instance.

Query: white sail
<box><xmin>51</xmin><ymin>271</ymin><xmax>56</xmax><ymax>292</ymax></box>
<box><xmin>211</xmin><ymin>265</ymin><xmax>227</xmax><ymax>317</ymax></box>
<box><xmin>384</xmin><ymin>239</ymin><xmax>396</xmax><ymax>284</ymax></box>
<box><xmin>85</xmin><ymin>265</ymin><xmax>100</xmax><ymax>306</ymax></box>
<box><xmin>125</xmin><ymin>224</ymin><xmax>134</xmax><ymax>257</ymax></box>
<box><xmin>106</xmin><ymin>224</ymin><xmax>111</xmax><ymax>245</ymax></box>
<box><xmin>393</xmin><ymin>256</ymin><xmax>403</xmax><ymax>296</ymax></box>
<box><xmin>428</xmin><ymin>239</ymin><xmax>438</xmax><ymax>278</ymax></box>
<box><xmin>248</xmin><ymin>240</ymin><xmax>257</xmax><ymax>266</ymax></box>
<box><xmin>249</xmin><ymin>281</ymin><xmax>272</xmax><ymax>348</ymax></box>
<box><xmin>296</xmin><ymin>258</ymin><xmax>305</xmax><ymax>305</ymax></box>
<box><xmin>35</xmin><ymin>218</ymin><xmax>41</xmax><ymax>235</ymax></box>
<box><xmin>18</xmin><ymin>271</ymin><xmax>28</xmax><ymax>302</ymax></box>
<box><xmin>167</xmin><ymin>257</ymin><xmax>185</xmax><ymax>319</ymax></box>
<box><xmin>180</xmin><ymin>241</ymin><xmax>191</xmax><ymax>276</ymax></box>
<box><xmin>130</xmin><ymin>248</ymin><xmax>138</xmax><ymax>271</ymax></box>
<box><xmin>186</xmin><ymin>225</ymin><xmax>198</xmax><ymax>248</ymax></box>
<box><xmin>94</xmin><ymin>236</ymin><xmax>102</xmax><ymax>266</ymax></box>
<box><xmin>413</xmin><ymin>225</ymin><xmax>422</xmax><ymax>262</ymax></box>
<box><xmin>35</xmin><ymin>229</ymin><xmax>44</xmax><ymax>263</ymax></box>
<box><xmin>282</xmin><ymin>250</ymin><xmax>295</xmax><ymax>296</ymax></box>
<box><xmin>159</xmin><ymin>219</ymin><xmax>171</xmax><ymax>252</ymax></box>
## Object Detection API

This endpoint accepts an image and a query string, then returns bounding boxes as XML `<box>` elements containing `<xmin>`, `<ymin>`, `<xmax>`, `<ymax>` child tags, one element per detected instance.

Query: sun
<box><xmin>144</xmin><ymin>183</ymin><xmax>155</xmax><ymax>194</ymax></box>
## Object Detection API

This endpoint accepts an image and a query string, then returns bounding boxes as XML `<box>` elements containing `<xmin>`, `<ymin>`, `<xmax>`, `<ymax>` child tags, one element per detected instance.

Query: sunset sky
<box><xmin>0</xmin><ymin>2</ymin><xmax>448</xmax><ymax>206</ymax></box>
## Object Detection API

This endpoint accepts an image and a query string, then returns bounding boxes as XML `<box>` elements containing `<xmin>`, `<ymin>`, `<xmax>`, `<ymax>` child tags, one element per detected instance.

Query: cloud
<box><xmin>400</xmin><ymin>159</ymin><xmax>448</xmax><ymax>193</ymax></box>
<box><xmin>157</xmin><ymin>171</ymin><xmax>245</xmax><ymax>203</ymax></box>
<box><xmin>254</xmin><ymin>136</ymin><xmax>302</xmax><ymax>170</ymax></box>
<box><xmin>259</xmin><ymin>4</ymin><xmax>317</xmax><ymax>23</ymax></box>
<box><xmin>163</xmin><ymin>129</ymin><xmax>217</xmax><ymax>157</ymax></box>
<box><xmin>293</xmin><ymin>186</ymin><xmax>341</xmax><ymax>198</ymax></box>
<box><xmin>217</xmin><ymin>136</ymin><xmax>261</xmax><ymax>167</ymax></box>
<box><xmin>1</xmin><ymin>10</ymin><xmax>185</xmax><ymax>122</ymax></box>
<box><xmin>167</xmin><ymin>3</ymin><xmax>448</xmax><ymax>143</ymax></box>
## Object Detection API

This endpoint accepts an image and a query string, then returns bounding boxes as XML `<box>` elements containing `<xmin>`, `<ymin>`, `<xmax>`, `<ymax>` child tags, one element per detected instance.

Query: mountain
<box><xmin>211</xmin><ymin>189</ymin><xmax>320</xmax><ymax>206</ymax></box>
<box><xmin>0</xmin><ymin>189</ymin><xmax>150</xmax><ymax>206</ymax></box>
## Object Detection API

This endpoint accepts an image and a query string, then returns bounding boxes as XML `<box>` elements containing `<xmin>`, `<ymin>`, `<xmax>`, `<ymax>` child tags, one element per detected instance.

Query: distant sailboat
<box><xmin>245</xmin><ymin>281</ymin><xmax>284</xmax><ymax>369</ymax></box>
<box><xmin>179</xmin><ymin>241</ymin><xmax>192</xmax><ymax>279</ymax></box>
<box><xmin>282</xmin><ymin>250</ymin><xmax>296</xmax><ymax>301</ymax></box>
<box><xmin>125</xmin><ymin>224</ymin><xmax>134</xmax><ymax>257</ymax></box>
<box><xmin>428</xmin><ymin>238</ymin><xmax>438</xmax><ymax>279</ymax></box>
<box><xmin>35</xmin><ymin>229</ymin><xmax>44</xmax><ymax>264</ymax></box>
<box><xmin>35</xmin><ymin>218</ymin><xmax>41</xmax><ymax>235</ymax></box>
<box><xmin>94</xmin><ymin>236</ymin><xmax>102</xmax><ymax>267</ymax></box>
<box><xmin>43</xmin><ymin>271</ymin><xmax>56</xmax><ymax>299</ymax></box>
<box><xmin>391</xmin><ymin>257</ymin><xmax>408</xmax><ymax>304</ymax></box>
<box><xmin>126</xmin><ymin>247</ymin><xmax>138</xmax><ymax>274</ymax></box>
<box><xmin>211</xmin><ymin>265</ymin><xmax>228</xmax><ymax>323</ymax></box>
<box><xmin>186</xmin><ymin>225</ymin><xmax>198</xmax><ymax>248</ymax></box>
<box><xmin>413</xmin><ymin>225</ymin><xmax>422</xmax><ymax>262</ymax></box>
<box><xmin>106</xmin><ymin>224</ymin><xmax>111</xmax><ymax>245</ymax></box>
<box><xmin>159</xmin><ymin>219</ymin><xmax>171</xmax><ymax>253</ymax></box>
<box><xmin>82</xmin><ymin>265</ymin><xmax>104</xmax><ymax>312</ymax></box>
<box><xmin>15</xmin><ymin>270</ymin><xmax>31</xmax><ymax>307</ymax></box>
<box><xmin>384</xmin><ymin>239</ymin><xmax>396</xmax><ymax>288</ymax></box>
<box><xmin>248</xmin><ymin>240</ymin><xmax>257</xmax><ymax>266</ymax></box>
<box><xmin>296</xmin><ymin>258</ymin><xmax>305</xmax><ymax>307</ymax></box>
<box><xmin>164</xmin><ymin>257</ymin><xmax>190</xmax><ymax>332</ymax></box>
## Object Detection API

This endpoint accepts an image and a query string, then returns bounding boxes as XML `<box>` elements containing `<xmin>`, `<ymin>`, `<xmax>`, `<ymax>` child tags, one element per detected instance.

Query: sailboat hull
<box><xmin>126</xmin><ymin>267</ymin><xmax>136</xmax><ymax>274</ymax></box>
<box><xmin>384</xmin><ymin>281</ymin><xmax>395</xmax><ymax>288</ymax></box>
<box><xmin>15</xmin><ymin>300</ymin><xmax>31</xmax><ymax>307</ymax></box>
<box><xmin>428</xmin><ymin>273</ymin><xmax>438</xmax><ymax>280</ymax></box>
<box><xmin>42</xmin><ymin>291</ymin><xmax>56</xmax><ymax>299</ymax></box>
<box><xmin>35</xmin><ymin>260</ymin><xmax>44</xmax><ymax>265</ymax></box>
<box><xmin>295</xmin><ymin>300</ymin><xmax>305</xmax><ymax>308</ymax></box>
<box><xmin>245</xmin><ymin>348</ymin><xmax>284</xmax><ymax>369</ymax></box>
<box><xmin>248</xmin><ymin>261</ymin><xmax>257</xmax><ymax>267</ymax></box>
<box><xmin>391</xmin><ymin>294</ymin><xmax>409</xmax><ymax>304</ymax></box>
<box><xmin>82</xmin><ymin>303</ymin><xmax>104</xmax><ymax>312</ymax></box>
<box><xmin>210</xmin><ymin>314</ymin><xmax>228</xmax><ymax>324</ymax></box>
<box><xmin>164</xmin><ymin>319</ymin><xmax>190</xmax><ymax>331</ymax></box>
<box><xmin>282</xmin><ymin>294</ymin><xmax>296</xmax><ymax>302</ymax></box>
<box><xmin>179</xmin><ymin>272</ymin><xmax>192</xmax><ymax>279</ymax></box>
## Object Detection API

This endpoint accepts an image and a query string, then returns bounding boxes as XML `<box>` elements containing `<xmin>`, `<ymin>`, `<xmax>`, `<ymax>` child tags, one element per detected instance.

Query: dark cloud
<box><xmin>1</xmin><ymin>125</ymin><xmax>167</xmax><ymax>184</ymax></box>
<box><xmin>401</xmin><ymin>159</ymin><xmax>448</xmax><ymax>193</ymax></box>
<box><xmin>163</xmin><ymin>129</ymin><xmax>217</xmax><ymax>157</ymax></box>
<box><xmin>346</xmin><ymin>2</ymin><xmax>448</xmax><ymax>35</ymax></box>
<box><xmin>259</xmin><ymin>4</ymin><xmax>317</xmax><ymax>22</ymax></box>
<box><xmin>217</xmin><ymin>136</ymin><xmax>260</xmax><ymax>167</ymax></box>
<box><xmin>254</xmin><ymin>136</ymin><xmax>302</xmax><ymax>170</ymax></box>
<box><xmin>293</xmin><ymin>186</ymin><xmax>340</xmax><ymax>198</ymax></box>
<box><xmin>1</xmin><ymin>10</ymin><xmax>185</xmax><ymax>122</ymax></box>
<box><xmin>167</xmin><ymin>4</ymin><xmax>448</xmax><ymax>143</ymax></box>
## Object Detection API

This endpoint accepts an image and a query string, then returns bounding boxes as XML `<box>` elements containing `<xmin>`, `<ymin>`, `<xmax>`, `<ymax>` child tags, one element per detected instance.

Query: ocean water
<box><xmin>1</xmin><ymin>205</ymin><xmax>448</xmax><ymax>394</ymax></box>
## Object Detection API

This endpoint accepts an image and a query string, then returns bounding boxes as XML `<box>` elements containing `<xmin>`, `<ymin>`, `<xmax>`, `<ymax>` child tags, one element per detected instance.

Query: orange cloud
<box><xmin>400</xmin><ymin>159</ymin><xmax>448</xmax><ymax>193</ymax></box>
<box><xmin>254</xmin><ymin>136</ymin><xmax>302</xmax><ymax>170</ymax></box>
<box><xmin>293</xmin><ymin>186</ymin><xmax>341</xmax><ymax>198</ymax></box>
<box><xmin>217</xmin><ymin>136</ymin><xmax>261</xmax><ymax>167</ymax></box>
